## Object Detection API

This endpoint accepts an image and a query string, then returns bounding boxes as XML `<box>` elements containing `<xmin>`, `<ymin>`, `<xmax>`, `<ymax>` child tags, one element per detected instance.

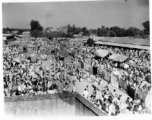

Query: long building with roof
<box><xmin>92</xmin><ymin>37</ymin><xmax>150</xmax><ymax>50</ymax></box>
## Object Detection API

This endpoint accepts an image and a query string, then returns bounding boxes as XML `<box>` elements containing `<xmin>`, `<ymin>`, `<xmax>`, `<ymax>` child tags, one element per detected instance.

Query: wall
<box><xmin>5</xmin><ymin>93</ymin><xmax>75</xmax><ymax>117</ymax></box>
<box><xmin>4</xmin><ymin>92</ymin><xmax>107</xmax><ymax>117</ymax></box>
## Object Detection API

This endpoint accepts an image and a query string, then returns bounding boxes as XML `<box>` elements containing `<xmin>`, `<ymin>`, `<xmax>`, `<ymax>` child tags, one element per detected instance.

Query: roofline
<box><xmin>95</xmin><ymin>41</ymin><xmax>150</xmax><ymax>50</ymax></box>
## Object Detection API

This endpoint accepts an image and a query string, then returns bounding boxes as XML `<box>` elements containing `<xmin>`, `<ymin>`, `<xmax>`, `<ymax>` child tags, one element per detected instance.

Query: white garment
<box><xmin>109</xmin><ymin>104</ymin><xmax>114</xmax><ymax>115</ymax></box>
<box><xmin>18</xmin><ymin>86</ymin><xmax>22</xmax><ymax>91</ymax></box>
<box><xmin>83</xmin><ymin>90</ymin><xmax>89</xmax><ymax>98</ymax></box>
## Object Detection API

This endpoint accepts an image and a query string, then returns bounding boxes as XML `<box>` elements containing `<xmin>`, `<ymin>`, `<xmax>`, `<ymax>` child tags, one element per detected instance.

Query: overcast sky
<box><xmin>2</xmin><ymin>0</ymin><xmax>149</xmax><ymax>30</ymax></box>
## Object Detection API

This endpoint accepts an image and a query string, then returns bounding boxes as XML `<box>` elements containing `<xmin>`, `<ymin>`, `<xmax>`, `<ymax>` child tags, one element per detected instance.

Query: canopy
<box><xmin>95</xmin><ymin>49</ymin><xmax>109</xmax><ymax>58</ymax></box>
<box><xmin>108</xmin><ymin>54</ymin><xmax>128</xmax><ymax>62</ymax></box>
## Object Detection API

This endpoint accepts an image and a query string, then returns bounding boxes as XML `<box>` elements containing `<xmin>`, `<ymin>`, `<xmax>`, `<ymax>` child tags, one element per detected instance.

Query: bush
<box><xmin>87</xmin><ymin>38</ymin><xmax>94</xmax><ymax>46</ymax></box>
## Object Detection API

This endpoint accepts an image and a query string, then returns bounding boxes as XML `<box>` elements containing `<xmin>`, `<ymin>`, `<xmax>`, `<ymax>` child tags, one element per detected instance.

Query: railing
<box><xmin>75</xmin><ymin>92</ymin><xmax>108</xmax><ymax>116</ymax></box>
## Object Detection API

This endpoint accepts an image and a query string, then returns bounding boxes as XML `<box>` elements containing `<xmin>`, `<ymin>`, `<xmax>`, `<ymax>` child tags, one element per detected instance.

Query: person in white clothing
<box><xmin>109</xmin><ymin>102</ymin><xmax>114</xmax><ymax>115</ymax></box>
<box><xmin>83</xmin><ymin>88</ymin><xmax>89</xmax><ymax>99</ymax></box>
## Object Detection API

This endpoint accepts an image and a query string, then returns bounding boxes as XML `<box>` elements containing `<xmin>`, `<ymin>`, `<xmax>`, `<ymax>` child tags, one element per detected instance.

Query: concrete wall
<box><xmin>4</xmin><ymin>92</ymin><xmax>107</xmax><ymax>117</ymax></box>
<box><xmin>5</xmin><ymin>93</ymin><xmax>75</xmax><ymax>117</ymax></box>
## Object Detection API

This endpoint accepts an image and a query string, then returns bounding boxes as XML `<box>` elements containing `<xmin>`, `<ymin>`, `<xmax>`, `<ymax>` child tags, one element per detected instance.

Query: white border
<box><xmin>0</xmin><ymin>0</ymin><xmax>151</xmax><ymax>120</ymax></box>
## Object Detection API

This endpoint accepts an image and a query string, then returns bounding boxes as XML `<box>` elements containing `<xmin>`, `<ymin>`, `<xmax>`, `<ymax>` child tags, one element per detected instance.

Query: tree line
<box><xmin>3</xmin><ymin>20</ymin><xmax>149</xmax><ymax>39</ymax></box>
<box><xmin>3</xmin><ymin>28</ymin><xmax>30</xmax><ymax>34</ymax></box>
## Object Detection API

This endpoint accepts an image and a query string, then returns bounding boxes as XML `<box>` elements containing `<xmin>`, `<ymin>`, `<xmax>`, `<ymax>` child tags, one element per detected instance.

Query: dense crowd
<box><xmin>3</xmin><ymin>37</ymin><xmax>151</xmax><ymax>115</ymax></box>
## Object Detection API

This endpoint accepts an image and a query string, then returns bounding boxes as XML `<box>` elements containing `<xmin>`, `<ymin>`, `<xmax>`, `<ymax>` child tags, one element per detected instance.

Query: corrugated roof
<box><xmin>93</xmin><ymin>37</ymin><xmax>150</xmax><ymax>46</ymax></box>
<box><xmin>95</xmin><ymin>41</ymin><xmax>150</xmax><ymax>50</ymax></box>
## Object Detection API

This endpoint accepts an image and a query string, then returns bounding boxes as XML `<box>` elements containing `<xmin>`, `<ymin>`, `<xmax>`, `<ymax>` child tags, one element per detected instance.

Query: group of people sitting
<box><xmin>3</xmin><ymin>37</ymin><xmax>151</xmax><ymax>115</ymax></box>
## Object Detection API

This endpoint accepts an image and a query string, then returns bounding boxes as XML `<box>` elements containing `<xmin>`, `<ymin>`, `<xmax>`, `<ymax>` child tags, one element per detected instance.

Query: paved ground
<box><xmin>75</xmin><ymin>77</ymin><xmax>130</xmax><ymax>103</ymax></box>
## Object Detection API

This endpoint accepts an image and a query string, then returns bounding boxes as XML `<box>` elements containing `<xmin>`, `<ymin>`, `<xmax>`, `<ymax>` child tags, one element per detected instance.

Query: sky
<box><xmin>2</xmin><ymin>0</ymin><xmax>149</xmax><ymax>30</ymax></box>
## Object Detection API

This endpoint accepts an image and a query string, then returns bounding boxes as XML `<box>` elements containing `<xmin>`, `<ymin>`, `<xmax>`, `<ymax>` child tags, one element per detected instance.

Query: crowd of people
<box><xmin>3</xmin><ymin>37</ymin><xmax>151</xmax><ymax>115</ymax></box>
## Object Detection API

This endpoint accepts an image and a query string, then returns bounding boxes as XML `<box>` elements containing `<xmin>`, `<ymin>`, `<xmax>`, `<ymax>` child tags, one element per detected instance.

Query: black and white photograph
<box><xmin>2</xmin><ymin>0</ymin><xmax>151</xmax><ymax>117</ymax></box>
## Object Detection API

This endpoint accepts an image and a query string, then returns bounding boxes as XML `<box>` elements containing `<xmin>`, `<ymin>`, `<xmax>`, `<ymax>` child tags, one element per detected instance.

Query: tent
<box><xmin>95</xmin><ymin>49</ymin><xmax>109</xmax><ymax>58</ymax></box>
<box><xmin>108</xmin><ymin>54</ymin><xmax>128</xmax><ymax>62</ymax></box>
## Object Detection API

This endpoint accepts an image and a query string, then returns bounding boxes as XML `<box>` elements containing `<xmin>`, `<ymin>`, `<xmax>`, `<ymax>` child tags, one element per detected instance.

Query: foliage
<box><xmin>30</xmin><ymin>20</ymin><xmax>43</xmax><ymax>38</ymax></box>
<box><xmin>142</xmin><ymin>21</ymin><xmax>150</xmax><ymax>36</ymax></box>
<box><xmin>87</xmin><ymin>38</ymin><xmax>94</xmax><ymax>46</ymax></box>
<box><xmin>30</xmin><ymin>20</ymin><xmax>43</xmax><ymax>31</ymax></box>
<box><xmin>30</xmin><ymin>29</ymin><xmax>44</xmax><ymax>38</ymax></box>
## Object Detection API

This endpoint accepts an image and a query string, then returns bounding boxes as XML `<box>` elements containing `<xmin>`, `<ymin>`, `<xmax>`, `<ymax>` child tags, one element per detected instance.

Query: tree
<box><xmin>110</xmin><ymin>26</ymin><xmax>121</xmax><ymax>37</ymax></box>
<box><xmin>45</xmin><ymin>27</ymin><xmax>54</xmax><ymax>34</ymax></box>
<box><xmin>67</xmin><ymin>24</ymin><xmax>73</xmax><ymax>37</ymax></box>
<box><xmin>17</xmin><ymin>30</ymin><xmax>23</xmax><ymax>35</ymax></box>
<box><xmin>57</xmin><ymin>26</ymin><xmax>68</xmax><ymax>34</ymax></box>
<box><xmin>124</xmin><ymin>27</ymin><xmax>140</xmax><ymax>37</ymax></box>
<box><xmin>87</xmin><ymin>38</ymin><xmax>94</xmax><ymax>46</ymax></box>
<box><xmin>30</xmin><ymin>29</ymin><xmax>43</xmax><ymax>38</ymax></box>
<box><xmin>30</xmin><ymin>20</ymin><xmax>43</xmax><ymax>38</ymax></box>
<box><xmin>97</xmin><ymin>26</ymin><xmax>109</xmax><ymax>37</ymax></box>
<box><xmin>3</xmin><ymin>27</ymin><xmax>10</xmax><ymax>34</ymax></box>
<box><xmin>30</xmin><ymin>20</ymin><xmax>43</xmax><ymax>31</ymax></box>
<box><xmin>142</xmin><ymin>21</ymin><xmax>150</xmax><ymax>35</ymax></box>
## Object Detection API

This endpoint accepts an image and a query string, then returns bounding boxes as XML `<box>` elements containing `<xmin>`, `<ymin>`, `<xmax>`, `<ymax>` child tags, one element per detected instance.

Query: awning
<box><xmin>95</xmin><ymin>49</ymin><xmax>109</xmax><ymax>58</ymax></box>
<box><xmin>108</xmin><ymin>54</ymin><xmax>128</xmax><ymax>62</ymax></box>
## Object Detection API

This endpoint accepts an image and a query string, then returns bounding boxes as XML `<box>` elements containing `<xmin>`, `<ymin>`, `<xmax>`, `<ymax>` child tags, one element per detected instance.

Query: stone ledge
<box><xmin>4</xmin><ymin>92</ymin><xmax>75</xmax><ymax>102</ymax></box>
